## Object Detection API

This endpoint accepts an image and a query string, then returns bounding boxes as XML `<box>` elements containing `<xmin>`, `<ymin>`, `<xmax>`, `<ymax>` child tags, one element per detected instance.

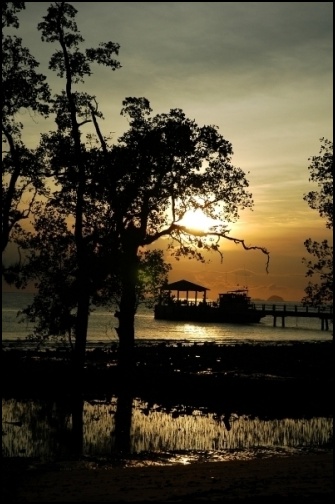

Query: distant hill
<box><xmin>267</xmin><ymin>295</ymin><xmax>284</xmax><ymax>302</ymax></box>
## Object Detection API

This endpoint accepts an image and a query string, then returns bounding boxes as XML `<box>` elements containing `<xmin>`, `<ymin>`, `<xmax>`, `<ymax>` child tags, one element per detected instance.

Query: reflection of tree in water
<box><xmin>2</xmin><ymin>398</ymin><xmax>73</xmax><ymax>458</ymax></box>
<box><xmin>111</xmin><ymin>361</ymin><xmax>135</xmax><ymax>456</ymax></box>
<box><xmin>3</xmin><ymin>395</ymin><xmax>197</xmax><ymax>459</ymax></box>
<box><xmin>2</xmin><ymin>397</ymin><xmax>333</xmax><ymax>459</ymax></box>
<box><xmin>112</xmin><ymin>390</ymin><xmax>133</xmax><ymax>456</ymax></box>
<box><xmin>71</xmin><ymin>394</ymin><xmax>84</xmax><ymax>456</ymax></box>
<box><xmin>70</xmin><ymin>391</ymin><xmax>133</xmax><ymax>458</ymax></box>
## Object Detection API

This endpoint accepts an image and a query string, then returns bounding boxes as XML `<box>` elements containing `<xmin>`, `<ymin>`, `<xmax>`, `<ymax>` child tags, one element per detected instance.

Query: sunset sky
<box><xmin>3</xmin><ymin>2</ymin><xmax>333</xmax><ymax>301</ymax></box>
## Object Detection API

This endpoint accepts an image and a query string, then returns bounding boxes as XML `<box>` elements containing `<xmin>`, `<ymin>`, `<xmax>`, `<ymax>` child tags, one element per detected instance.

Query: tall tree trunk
<box><xmin>73</xmin><ymin>176</ymin><xmax>90</xmax><ymax>380</ymax></box>
<box><xmin>60</xmin><ymin>13</ymin><xmax>90</xmax><ymax>380</ymax></box>
<box><xmin>116</xmin><ymin>231</ymin><xmax>139</xmax><ymax>370</ymax></box>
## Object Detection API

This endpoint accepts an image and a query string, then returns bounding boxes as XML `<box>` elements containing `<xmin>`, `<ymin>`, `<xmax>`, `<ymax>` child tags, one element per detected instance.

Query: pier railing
<box><xmin>253</xmin><ymin>303</ymin><xmax>333</xmax><ymax>330</ymax></box>
<box><xmin>157</xmin><ymin>299</ymin><xmax>333</xmax><ymax>330</ymax></box>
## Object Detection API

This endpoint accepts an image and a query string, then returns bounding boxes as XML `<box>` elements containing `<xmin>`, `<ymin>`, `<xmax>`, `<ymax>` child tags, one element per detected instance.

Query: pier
<box><xmin>155</xmin><ymin>280</ymin><xmax>333</xmax><ymax>330</ymax></box>
<box><xmin>253</xmin><ymin>303</ymin><xmax>333</xmax><ymax>330</ymax></box>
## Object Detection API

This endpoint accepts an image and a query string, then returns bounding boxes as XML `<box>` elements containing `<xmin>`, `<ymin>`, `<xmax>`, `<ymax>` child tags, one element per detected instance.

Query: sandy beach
<box><xmin>2</xmin><ymin>452</ymin><xmax>333</xmax><ymax>502</ymax></box>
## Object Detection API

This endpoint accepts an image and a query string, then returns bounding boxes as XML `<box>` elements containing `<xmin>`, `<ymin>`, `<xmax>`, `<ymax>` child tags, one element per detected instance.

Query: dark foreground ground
<box><xmin>2</xmin><ymin>452</ymin><xmax>333</xmax><ymax>502</ymax></box>
<box><xmin>2</xmin><ymin>340</ymin><xmax>333</xmax><ymax>502</ymax></box>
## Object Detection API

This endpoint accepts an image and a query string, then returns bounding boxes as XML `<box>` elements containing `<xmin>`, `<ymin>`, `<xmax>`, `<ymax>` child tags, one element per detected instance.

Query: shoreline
<box><xmin>3</xmin><ymin>341</ymin><xmax>333</xmax><ymax>419</ymax></box>
<box><xmin>3</xmin><ymin>340</ymin><xmax>333</xmax><ymax>395</ymax></box>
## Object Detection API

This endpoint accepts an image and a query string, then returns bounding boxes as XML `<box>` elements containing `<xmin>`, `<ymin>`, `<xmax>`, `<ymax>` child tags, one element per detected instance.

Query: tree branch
<box><xmin>143</xmin><ymin>223</ymin><xmax>270</xmax><ymax>272</ymax></box>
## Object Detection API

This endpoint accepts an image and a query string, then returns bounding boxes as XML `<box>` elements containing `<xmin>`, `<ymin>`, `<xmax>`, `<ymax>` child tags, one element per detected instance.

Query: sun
<box><xmin>178</xmin><ymin>209</ymin><xmax>221</xmax><ymax>233</ymax></box>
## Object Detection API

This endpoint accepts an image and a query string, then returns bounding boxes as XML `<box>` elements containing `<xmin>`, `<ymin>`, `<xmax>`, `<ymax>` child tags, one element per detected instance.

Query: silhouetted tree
<box><xmin>302</xmin><ymin>138</ymin><xmax>333</xmax><ymax>307</ymax></box>
<box><xmin>10</xmin><ymin>205</ymin><xmax>79</xmax><ymax>347</ymax></box>
<box><xmin>2</xmin><ymin>2</ymin><xmax>50</xmax><ymax>260</ymax></box>
<box><xmin>12</xmin><ymin>206</ymin><xmax>171</xmax><ymax>351</ymax></box>
<box><xmin>92</xmin><ymin>97</ymin><xmax>269</xmax><ymax>367</ymax></box>
<box><xmin>36</xmin><ymin>1</ymin><xmax>121</xmax><ymax>374</ymax></box>
<box><xmin>5</xmin><ymin>3</ymin><xmax>269</xmax><ymax>376</ymax></box>
<box><xmin>6</xmin><ymin>3</ymin><xmax>171</xmax><ymax>371</ymax></box>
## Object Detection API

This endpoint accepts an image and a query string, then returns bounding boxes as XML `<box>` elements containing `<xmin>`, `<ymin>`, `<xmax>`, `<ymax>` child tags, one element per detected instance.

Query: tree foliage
<box><xmin>2</xmin><ymin>1</ymin><xmax>51</xmax><ymax>256</ymax></box>
<box><xmin>11</xmin><ymin>206</ymin><xmax>171</xmax><ymax>348</ymax></box>
<box><xmin>303</xmin><ymin>138</ymin><xmax>333</xmax><ymax>229</ymax></box>
<box><xmin>302</xmin><ymin>138</ymin><xmax>333</xmax><ymax>307</ymax></box>
<box><xmin>99</xmin><ymin>97</ymin><xmax>270</xmax><ymax>262</ymax></box>
<box><xmin>86</xmin><ymin>97</ymin><xmax>269</xmax><ymax>364</ymax></box>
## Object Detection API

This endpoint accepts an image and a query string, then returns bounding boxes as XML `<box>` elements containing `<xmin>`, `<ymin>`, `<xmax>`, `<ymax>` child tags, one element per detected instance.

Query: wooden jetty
<box><xmin>253</xmin><ymin>303</ymin><xmax>333</xmax><ymax>330</ymax></box>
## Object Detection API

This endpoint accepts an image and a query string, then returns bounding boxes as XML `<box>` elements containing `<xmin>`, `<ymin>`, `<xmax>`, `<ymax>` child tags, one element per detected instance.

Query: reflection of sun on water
<box><xmin>183</xmin><ymin>324</ymin><xmax>209</xmax><ymax>336</ymax></box>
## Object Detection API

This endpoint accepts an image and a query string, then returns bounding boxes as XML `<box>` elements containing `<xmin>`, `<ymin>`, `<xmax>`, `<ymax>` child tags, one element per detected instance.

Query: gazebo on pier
<box><xmin>159</xmin><ymin>279</ymin><xmax>210</xmax><ymax>305</ymax></box>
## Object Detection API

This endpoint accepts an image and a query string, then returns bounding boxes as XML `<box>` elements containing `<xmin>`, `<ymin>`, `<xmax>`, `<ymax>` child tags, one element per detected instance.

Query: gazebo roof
<box><xmin>162</xmin><ymin>279</ymin><xmax>210</xmax><ymax>292</ymax></box>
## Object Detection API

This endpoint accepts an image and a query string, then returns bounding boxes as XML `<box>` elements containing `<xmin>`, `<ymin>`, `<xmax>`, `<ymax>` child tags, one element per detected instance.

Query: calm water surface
<box><xmin>2</xmin><ymin>397</ymin><xmax>332</xmax><ymax>464</ymax></box>
<box><xmin>2</xmin><ymin>291</ymin><xmax>332</xmax><ymax>347</ymax></box>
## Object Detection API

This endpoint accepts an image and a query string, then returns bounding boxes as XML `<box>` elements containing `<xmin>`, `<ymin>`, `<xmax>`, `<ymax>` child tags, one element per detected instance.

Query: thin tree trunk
<box><xmin>74</xmin><ymin>288</ymin><xmax>90</xmax><ymax>376</ymax></box>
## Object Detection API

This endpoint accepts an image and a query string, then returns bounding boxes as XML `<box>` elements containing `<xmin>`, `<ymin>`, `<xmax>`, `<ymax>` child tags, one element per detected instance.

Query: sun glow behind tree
<box><xmin>177</xmin><ymin>209</ymin><xmax>225</xmax><ymax>234</ymax></box>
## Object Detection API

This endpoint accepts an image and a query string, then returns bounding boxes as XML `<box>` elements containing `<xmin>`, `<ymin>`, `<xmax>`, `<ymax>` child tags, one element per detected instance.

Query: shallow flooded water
<box><xmin>2</xmin><ymin>397</ymin><xmax>332</xmax><ymax>465</ymax></box>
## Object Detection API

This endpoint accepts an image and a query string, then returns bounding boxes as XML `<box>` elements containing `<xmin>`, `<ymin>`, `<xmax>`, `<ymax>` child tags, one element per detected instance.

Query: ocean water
<box><xmin>2</xmin><ymin>291</ymin><xmax>332</xmax><ymax>348</ymax></box>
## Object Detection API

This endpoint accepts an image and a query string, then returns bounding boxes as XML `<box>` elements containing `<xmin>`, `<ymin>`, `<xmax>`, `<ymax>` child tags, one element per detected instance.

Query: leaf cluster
<box><xmin>302</xmin><ymin>138</ymin><xmax>333</xmax><ymax>308</ymax></box>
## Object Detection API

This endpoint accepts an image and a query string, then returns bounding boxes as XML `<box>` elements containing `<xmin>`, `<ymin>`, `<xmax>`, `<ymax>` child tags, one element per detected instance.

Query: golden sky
<box><xmin>3</xmin><ymin>2</ymin><xmax>333</xmax><ymax>301</ymax></box>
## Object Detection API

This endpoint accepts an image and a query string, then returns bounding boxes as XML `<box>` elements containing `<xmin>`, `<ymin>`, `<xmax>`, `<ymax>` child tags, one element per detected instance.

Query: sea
<box><xmin>2</xmin><ymin>290</ymin><xmax>333</xmax><ymax>348</ymax></box>
<box><xmin>2</xmin><ymin>290</ymin><xmax>333</xmax><ymax>464</ymax></box>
